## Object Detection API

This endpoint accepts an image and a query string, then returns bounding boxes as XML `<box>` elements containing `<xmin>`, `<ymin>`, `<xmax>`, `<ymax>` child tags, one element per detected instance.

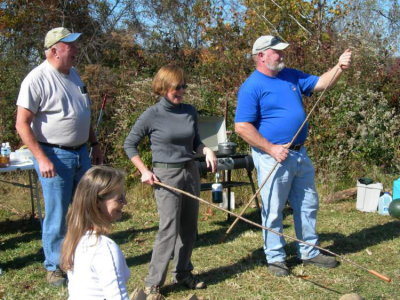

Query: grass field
<box><xmin>0</xmin><ymin>170</ymin><xmax>399</xmax><ymax>300</ymax></box>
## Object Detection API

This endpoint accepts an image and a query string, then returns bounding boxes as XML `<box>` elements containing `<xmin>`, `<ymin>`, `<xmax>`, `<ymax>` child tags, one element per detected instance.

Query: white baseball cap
<box><xmin>252</xmin><ymin>35</ymin><xmax>289</xmax><ymax>55</ymax></box>
<box><xmin>44</xmin><ymin>27</ymin><xmax>81</xmax><ymax>49</ymax></box>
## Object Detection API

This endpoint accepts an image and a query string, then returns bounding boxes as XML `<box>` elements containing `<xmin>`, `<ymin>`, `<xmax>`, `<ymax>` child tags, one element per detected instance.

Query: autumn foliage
<box><xmin>1</xmin><ymin>0</ymin><xmax>399</xmax><ymax>180</ymax></box>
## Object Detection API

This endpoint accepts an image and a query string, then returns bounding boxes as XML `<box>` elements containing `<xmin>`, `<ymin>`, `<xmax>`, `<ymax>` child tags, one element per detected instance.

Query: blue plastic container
<box><xmin>393</xmin><ymin>178</ymin><xmax>400</xmax><ymax>200</ymax></box>
<box><xmin>378</xmin><ymin>192</ymin><xmax>392</xmax><ymax>215</ymax></box>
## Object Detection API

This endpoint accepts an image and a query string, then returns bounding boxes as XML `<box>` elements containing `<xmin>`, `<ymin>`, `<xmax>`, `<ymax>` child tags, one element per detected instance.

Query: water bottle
<box><xmin>212</xmin><ymin>173</ymin><xmax>223</xmax><ymax>203</ymax></box>
<box><xmin>4</xmin><ymin>142</ymin><xmax>11</xmax><ymax>166</ymax></box>
<box><xmin>0</xmin><ymin>143</ymin><xmax>8</xmax><ymax>168</ymax></box>
<box><xmin>378</xmin><ymin>192</ymin><xmax>392</xmax><ymax>215</ymax></box>
<box><xmin>5</xmin><ymin>142</ymin><xmax>11</xmax><ymax>155</ymax></box>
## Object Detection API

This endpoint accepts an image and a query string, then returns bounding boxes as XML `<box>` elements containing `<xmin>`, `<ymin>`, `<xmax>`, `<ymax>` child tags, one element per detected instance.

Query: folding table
<box><xmin>0</xmin><ymin>160</ymin><xmax>43</xmax><ymax>228</ymax></box>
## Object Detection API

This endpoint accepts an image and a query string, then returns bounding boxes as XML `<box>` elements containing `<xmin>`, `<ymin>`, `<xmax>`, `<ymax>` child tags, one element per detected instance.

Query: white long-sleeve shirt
<box><xmin>67</xmin><ymin>232</ymin><xmax>130</xmax><ymax>300</ymax></box>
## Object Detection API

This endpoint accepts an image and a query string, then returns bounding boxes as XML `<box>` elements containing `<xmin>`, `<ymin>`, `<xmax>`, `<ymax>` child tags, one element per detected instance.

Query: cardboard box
<box><xmin>356</xmin><ymin>180</ymin><xmax>383</xmax><ymax>212</ymax></box>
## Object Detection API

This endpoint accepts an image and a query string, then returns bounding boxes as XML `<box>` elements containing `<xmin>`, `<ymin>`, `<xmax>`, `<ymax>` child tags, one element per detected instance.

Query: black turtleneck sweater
<box><xmin>124</xmin><ymin>97</ymin><xmax>203</xmax><ymax>163</ymax></box>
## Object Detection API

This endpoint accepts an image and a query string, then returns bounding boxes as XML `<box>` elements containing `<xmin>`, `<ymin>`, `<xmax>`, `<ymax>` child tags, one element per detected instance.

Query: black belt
<box><xmin>289</xmin><ymin>144</ymin><xmax>303</xmax><ymax>151</ymax></box>
<box><xmin>153</xmin><ymin>161</ymin><xmax>191</xmax><ymax>169</ymax></box>
<box><xmin>39</xmin><ymin>141</ymin><xmax>86</xmax><ymax>151</ymax></box>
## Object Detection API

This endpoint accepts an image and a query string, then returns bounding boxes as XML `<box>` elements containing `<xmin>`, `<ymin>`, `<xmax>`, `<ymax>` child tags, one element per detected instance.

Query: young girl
<box><xmin>60</xmin><ymin>165</ymin><xmax>131</xmax><ymax>299</ymax></box>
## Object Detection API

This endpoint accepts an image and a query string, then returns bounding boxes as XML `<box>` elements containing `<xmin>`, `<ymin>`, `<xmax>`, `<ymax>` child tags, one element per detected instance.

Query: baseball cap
<box><xmin>252</xmin><ymin>35</ymin><xmax>289</xmax><ymax>55</ymax></box>
<box><xmin>44</xmin><ymin>27</ymin><xmax>82</xmax><ymax>49</ymax></box>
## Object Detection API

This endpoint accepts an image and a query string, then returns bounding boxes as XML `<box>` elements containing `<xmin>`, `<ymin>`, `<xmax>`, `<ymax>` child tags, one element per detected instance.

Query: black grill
<box><xmin>195</xmin><ymin>153</ymin><xmax>254</xmax><ymax>174</ymax></box>
<box><xmin>195</xmin><ymin>153</ymin><xmax>259</xmax><ymax>217</ymax></box>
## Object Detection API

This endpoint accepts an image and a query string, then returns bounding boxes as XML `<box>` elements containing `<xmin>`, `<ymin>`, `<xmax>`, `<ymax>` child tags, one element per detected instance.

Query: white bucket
<box><xmin>356</xmin><ymin>180</ymin><xmax>382</xmax><ymax>212</ymax></box>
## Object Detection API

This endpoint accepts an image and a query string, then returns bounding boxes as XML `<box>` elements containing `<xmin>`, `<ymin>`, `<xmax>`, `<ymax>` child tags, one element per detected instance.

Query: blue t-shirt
<box><xmin>235</xmin><ymin>69</ymin><xmax>319</xmax><ymax>145</ymax></box>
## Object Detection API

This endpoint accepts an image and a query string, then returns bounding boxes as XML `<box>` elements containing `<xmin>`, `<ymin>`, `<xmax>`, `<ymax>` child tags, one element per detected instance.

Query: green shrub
<box><xmin>308</xmin><ymin>87</ymin><xmax>400</xmax><ymax>179</ymax></box>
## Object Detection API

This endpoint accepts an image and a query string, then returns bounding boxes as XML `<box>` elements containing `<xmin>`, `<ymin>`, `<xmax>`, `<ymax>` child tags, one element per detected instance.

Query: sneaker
<box><xmin>303</xmin><ymin>253</ymin><xmax>338</xmax><ymax>268</ymax></box>
<box><xmin>144</xmin><ymin>285</ymin><xmax>165</xmax><ymax>300</ymax></box>
<box><xmin>46</xmin><ymin>269</ymin><xmax>67</xmax><ymax>287</ymax></box>
<box><xmin>175</xmin><ymin>274</ymin><xmax>206</xmax><ymax>289</ymax></box>
<box><xmin>268</xmin><ymin>261</ymin><xmax>289</xmax><ymax>277</ymax></box>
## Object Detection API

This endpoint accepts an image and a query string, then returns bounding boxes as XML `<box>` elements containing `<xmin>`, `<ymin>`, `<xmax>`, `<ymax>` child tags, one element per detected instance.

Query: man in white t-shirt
<box><xmin>15</xmin><ymin>27</ymin><xmax>103</xmax><ymax>286</ymax></box>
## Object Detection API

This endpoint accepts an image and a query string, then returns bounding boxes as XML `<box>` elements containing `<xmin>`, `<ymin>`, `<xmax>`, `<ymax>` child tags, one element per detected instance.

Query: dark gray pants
<box><xmin>145</xmin><ymin>161</ymin><xmax>200</xmax><ymax>287</ymax></box>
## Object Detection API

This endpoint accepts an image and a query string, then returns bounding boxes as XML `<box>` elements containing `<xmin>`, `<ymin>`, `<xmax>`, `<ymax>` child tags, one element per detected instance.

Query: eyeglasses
<box><xmin>116</xmin><ymin>194</ymin><xmax>127</xmax><ymax>204</ymax></box>
<box><xmin>175</xmin><ymin>84</ymin><xmax>188</xmax><ymax>90</ymax></box>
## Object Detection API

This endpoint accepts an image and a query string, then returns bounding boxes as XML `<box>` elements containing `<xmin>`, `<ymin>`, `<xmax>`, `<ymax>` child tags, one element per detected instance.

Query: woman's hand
<box><xmin>141</xmin><ymin>169</ymin><xmax>159</xmax><ymax>185</ymax></box>
<box><xmin>203</xmin><ymin>147</ymin><xmax>217</xmax><ymax>173</ymax></box>
<box><xmin>131</xmin><ymin>155</ymin><xmax>159</xmax><ymax>185</ymax></box>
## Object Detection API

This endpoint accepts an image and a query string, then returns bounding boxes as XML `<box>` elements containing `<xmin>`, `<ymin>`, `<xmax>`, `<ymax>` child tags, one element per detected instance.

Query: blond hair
<box><xmin>60</xmin><ymin>165</ymin><xmax>125</xmax><ymax>271</ymax></box>
<box><xmin>152</xmin><ymin>64</ymin><xmax>186</xmax><ymax>96</ymax></box>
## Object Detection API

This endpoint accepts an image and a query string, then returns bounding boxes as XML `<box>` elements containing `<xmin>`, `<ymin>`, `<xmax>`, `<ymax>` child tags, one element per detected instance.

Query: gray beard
<box><xmin>267</xmin><ymin>62</ymin><xmax>285</xmax><ymax>72</ymax></box>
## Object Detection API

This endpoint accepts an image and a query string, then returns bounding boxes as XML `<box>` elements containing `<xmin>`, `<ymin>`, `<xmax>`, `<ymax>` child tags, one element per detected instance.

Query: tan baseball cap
<box><xmin>252</xmin><ymin>35</ymin><xmax>289</xmax><ymax>55</ymax></box>
<box><xmin>44</xmin><ymin>27</ymin><xmax>81</xmax><ymax>49</ymax></box>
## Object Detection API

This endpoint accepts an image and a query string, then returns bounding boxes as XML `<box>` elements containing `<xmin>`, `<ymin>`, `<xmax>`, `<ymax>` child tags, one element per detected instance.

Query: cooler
<box><xmin>393</xmin><ymin>178</ymin><xmax>400</xmax><ymax>200</ymax></box>
<box><xmin>356</xmin><ymin>180</ymin><xmax>383</xmax><ymax>212</ymax></box>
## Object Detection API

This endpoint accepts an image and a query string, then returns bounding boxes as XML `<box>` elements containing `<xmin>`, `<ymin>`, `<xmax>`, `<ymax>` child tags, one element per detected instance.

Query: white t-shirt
<box><xmin>67</xmin><ymin>233</ymin><xmax>131</xmax><ymax>300</ymax></box>
<box><xmin>17</xmin><ymin>60</ymin><xmax>91</xmax><ymax>147</ymax></box>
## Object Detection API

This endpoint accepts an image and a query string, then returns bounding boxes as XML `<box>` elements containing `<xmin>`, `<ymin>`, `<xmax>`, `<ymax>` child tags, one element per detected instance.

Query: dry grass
<box><xmin>1</xmin><ymin>171</ymin><xmax>400</xmax><ymax>299</ymax></box>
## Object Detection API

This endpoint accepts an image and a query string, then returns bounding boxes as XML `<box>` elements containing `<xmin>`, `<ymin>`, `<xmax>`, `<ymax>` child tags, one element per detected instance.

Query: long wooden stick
<box><xmin>154</xmin><ymin>181</ymin><xmax>392</xmax><ymax>283</ymax></box>
<box><xmin>225</xmin><ymin>67</ymin><xmax>341</xmax><ymax>237</ymax></box>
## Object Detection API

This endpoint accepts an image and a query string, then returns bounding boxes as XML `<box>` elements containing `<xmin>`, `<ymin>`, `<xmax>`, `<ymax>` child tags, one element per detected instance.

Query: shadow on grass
<box><xmin>196</xmin><ymin>209</ymin><xmax>261</xmax><ymax>248</ymax></box>
<box><xmin>110</xmin><ymin>225</ymin><xmax>158</xmax><ymax>246</ymax></box>
<box><xmin>161</xmin><ymin>247</ymin><xmax>265</xmax><ymax>296</ymax></box>
<box><xmin>123</xmin><ymin>209</ymin><xmax>263</xmax><ymax>268</ymax></box>
<box><xmin>320</xmin><ymin>220</ymin><xmax>400</xmax><ymax>255</ymax></box>
<box><xmin>114</xmin><ymin>225</ymin><xmax>158</xmax><ymax>268</ymax></box>
<box><xmin>296</xmin><ymin>276</ymin><xmax>343</xmax><ymax>295</ymax></box>
<box><xmin>0</xmin><ymin>217</ymin><xmax>41</xmax><ymax>235</ymax></box>
<box><xmin>0</xmin><ymin>231</ymin><xmax>41</xmax><ymax>252</ymax></box>
<box><xmin>2</xmin><ymin>248</ymin><xmax>43</xmax><ymax>271</ymax></box>
<box><xmin>0</xmin><ymin>218</ymin><xmax>41</xmax><ymax>254</ymax></box>
<box><xmin>0</xmin><ymin>218</ymin><xmax>42</xmax><ymax>271</ymax></box>
<box><xmin>218</xmin><ymin>207</ymin><xmax>400</xmax><ymax>259</ymax></box>
<box><xmin>160</xmin><ymin>247</ymin><xmax>344</xmax><ymax>297</ymax></box>
<box><xmin>125</xmin><ymin>251</ymin><xmax>153</xmax><ymax>268</ymax></box>
<box><xmin>196</xmin><ymin>206</ymin><xmax>293</xmax><ymax>248</ymax></box>
<box><xmin>123</xmin><ymin>206</ymin><xmax>289</xmax><ymax>269</ymax></box>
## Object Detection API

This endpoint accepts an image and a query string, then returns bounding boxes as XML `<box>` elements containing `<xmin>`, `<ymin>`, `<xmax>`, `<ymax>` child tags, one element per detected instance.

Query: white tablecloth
<box><xmin>0</xmin><ymin>160</ymin><xmax>35</xmax><ymax>173</ymax></box>
<box><xmin>0</xmin><ymin>159</ymin><xmax>42</xmax><ymax>227</ymax></box>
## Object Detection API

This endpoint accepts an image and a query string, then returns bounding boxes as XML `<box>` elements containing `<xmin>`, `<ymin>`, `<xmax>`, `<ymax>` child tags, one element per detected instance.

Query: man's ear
<box><xmin>50</xmin><ymin>46</ymin><xmax>58</xmax><ymax>56</ymax></box>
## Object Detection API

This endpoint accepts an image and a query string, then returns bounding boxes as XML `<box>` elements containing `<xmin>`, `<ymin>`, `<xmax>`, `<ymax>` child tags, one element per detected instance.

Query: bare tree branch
<box><xmin>267</xmin><ymin>0</ymin><xmax>312</xmax><ymax>35</ymax></box>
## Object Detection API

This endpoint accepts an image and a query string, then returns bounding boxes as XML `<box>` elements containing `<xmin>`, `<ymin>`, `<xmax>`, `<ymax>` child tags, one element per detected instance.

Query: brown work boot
<box><xmin>144</xmin><ymin>285</ymin><xmax>165</xmax><ymax>300</ymax></box>
<box><xmin>46</xmin><ymin>268</ymin><xmax>67</xmax><ymax>287</ymax></box>
<box><xmin>267</xmin><ymin>261</ymin><xmax>289</xmax><ymax>277</ymax></box>
<box><xmin>303</xmin><ymin>253</ymin><xmax>338</xmax><ymax>268</ymax></box>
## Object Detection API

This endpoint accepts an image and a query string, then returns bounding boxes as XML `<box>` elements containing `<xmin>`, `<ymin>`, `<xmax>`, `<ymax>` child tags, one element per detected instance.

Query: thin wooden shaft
<box><xmin>154</xmin><ymin>181</ymin><xmax>391</xmax><ymax>283</ymax></box>
<box><xmin>225</xmin><ymin>161</ymin><xmax>279</xmax><ymax>235</ymax></box>
<box><xmin>225</xmin><ymin>68</ymin><xmax>341</xmax><ymax>236</ymax></box>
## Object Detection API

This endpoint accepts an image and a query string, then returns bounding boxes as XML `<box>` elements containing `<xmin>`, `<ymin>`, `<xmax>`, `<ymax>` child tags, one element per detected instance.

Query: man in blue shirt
<box><xmin>235</xmin><ymin>35</ymin><xmax>352</xmax><ymax>277</ymax></box>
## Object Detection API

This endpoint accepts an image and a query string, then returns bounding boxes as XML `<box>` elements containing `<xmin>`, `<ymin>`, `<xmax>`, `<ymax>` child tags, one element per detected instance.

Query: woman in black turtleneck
<box><xmin>124</xmin><ymin>64</ymin><xmax>216</xmax><ymax>299</ymax></box>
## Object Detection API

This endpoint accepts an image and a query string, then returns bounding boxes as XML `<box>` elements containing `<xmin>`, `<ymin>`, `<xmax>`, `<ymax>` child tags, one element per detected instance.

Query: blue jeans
<box><xmin>252</xmin><ymin>147</ymin><xmax>320</xmax><ymax>263</ymax></box>
<box><xmin>33</xmin><ymin>145</ymin><xmax>91</xmax><ymax>271</ymax></box>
